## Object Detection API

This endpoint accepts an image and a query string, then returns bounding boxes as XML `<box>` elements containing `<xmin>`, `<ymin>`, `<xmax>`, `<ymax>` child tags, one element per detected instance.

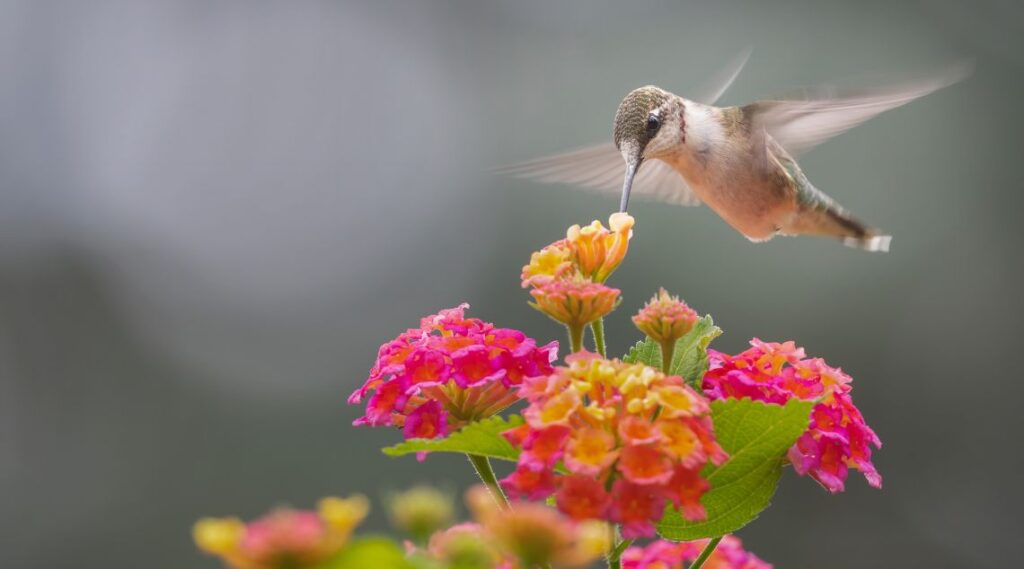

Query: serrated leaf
<box><xmin>622</xmin><ymin>316</ymin><xmax>721</xmax><ymax>384</ymax></box>
<box><xmin>623</xmin><ymin>337</ymin><xmax>661</xmax><ymax>366</ymax></box>
<box><xmin>669</xmin><ymin>316</ymin><xmax>722</xmax><ymax>384</ymax></box>
<box><xmin>657</xmin><ymin>398</ymin><xmax>813</xmax><ymax>541</ymax></box>
<box><xmin>382</xmin><ymin>415</ymin><xmax>523</xmax><ymax>462</ymax></box>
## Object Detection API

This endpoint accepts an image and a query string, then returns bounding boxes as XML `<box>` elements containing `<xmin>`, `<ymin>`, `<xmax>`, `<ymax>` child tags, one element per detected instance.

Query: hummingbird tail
<box><xmin>842</xmin><ymin>234</ymin><xmax>892</xmax><ymax>253</ymax></box>
<box><xmin>785</xmin><ymin>203</ymin><xmax>892</xmax><ymax>252</ymax></box>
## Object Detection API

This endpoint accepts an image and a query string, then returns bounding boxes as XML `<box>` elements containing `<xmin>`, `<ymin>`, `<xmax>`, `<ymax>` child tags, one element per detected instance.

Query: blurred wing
<box><xmin>691</xmin><ymin>46</ymin><xmax>752</xmax><ymax>105</ymax></box>
<box><xmin>745</xmin><ymin>62</ymin><xmax>972</xmax><ymax>155</ymax></box>
<box><xmin>494</xmin><ymin>49</ymin><xmax>755</xmax><ymax>207</ymax></box>
<box><xmin>496</xmin><ymin>143</ymin><xmax>701</xmax><ymax>206</ymax></box>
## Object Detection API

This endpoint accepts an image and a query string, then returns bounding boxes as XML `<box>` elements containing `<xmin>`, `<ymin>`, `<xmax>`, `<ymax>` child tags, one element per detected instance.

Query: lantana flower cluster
<box><xmin>521</xmin><ymin>213</ymin><xmax>634</xmax><ymax>338</ymax></box>
<box><xmin>417</xmin><ymin>486</ymin><xmax>609</xmax><ymax>569</ymax></box>
<box><xmin>349</xmin><ymin>304</ymin><xmax>557</xmax><ymax>444</ymax></box>
<box><xmin>622</xmin><ymin>536</ymin><xmax>772</xmax><ymax>569</ymax></box>
<box><xmin>703</xmin><ymin>339</ymin><xmax>882</xmax><ymax>493</ymax></box>
<box><xmin>500</xmin><ymin>351</ymin><xmax>727</xmax><ymax>538</ymax></box>
<box><xmin>193</xmin><ymin>496</ymin><xmax>369</xmax><ymax>569</ymax></box>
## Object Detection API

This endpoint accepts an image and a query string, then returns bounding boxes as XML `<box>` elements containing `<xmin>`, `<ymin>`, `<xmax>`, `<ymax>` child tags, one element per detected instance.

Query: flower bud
<box><xmin>529</xmin><ymin>273</ymin><xmax>621</xmax><ymax>331</ymax></box>
<box><xmin>193</xmin><ymin>517</ymin><xmax>245</xmax><ymax>557</ymax></box>
<box><xmin>482</xmin><ymin>501</ymin><xmax>581</xmax><ymax>568</ymax></box>
<box><xmin>317</xmin><ymin>495</ymin><xmax>369</xmax><ymax>542</ymax></box>
<box><xmin>427</xmin><ymin>523</ymin><xmax>503</xmax><ymax>569</ymax></box>
<box><xmin>387</xmin><ymin>486</ymin><xmax>455</xmax><ymax>543</ymax></box>
<box><xmin>633</xmin><ymin>288</ymin><xmax>699</xmax><ymax>346</ymax></box>
<box><xmin>633</xmin><ymin>289</ymin><xmax>699</xmax><ymax>372</ymax></box>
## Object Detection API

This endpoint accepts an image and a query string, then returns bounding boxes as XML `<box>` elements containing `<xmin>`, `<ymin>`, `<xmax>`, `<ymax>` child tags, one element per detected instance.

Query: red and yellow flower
<box><xmin>500</xmin><ymin>352</ymin><xmax>726</xmax><ymax>538</ymax></box>
<box><xmin>521</xmin><ymin>213</ymin><xmax>634</xmax><ymax>340</ymax></box>
<box><xmin>522</xmin><ymin>212</ymin><xmax>634</xmax><ymax>288</ymax></box>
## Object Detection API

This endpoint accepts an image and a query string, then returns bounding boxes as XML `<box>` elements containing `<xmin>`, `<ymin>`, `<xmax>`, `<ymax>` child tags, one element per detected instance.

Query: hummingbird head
<box><xmin>612</xmin><ymin>85</ymin><xmax>680</xmax><ymax>212</ymax></box>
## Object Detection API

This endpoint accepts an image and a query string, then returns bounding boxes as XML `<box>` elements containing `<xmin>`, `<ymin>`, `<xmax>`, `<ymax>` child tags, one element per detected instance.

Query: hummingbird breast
<box><xmin>664</xmin><ymin>117</ymin><xmax>798</xmax><ymax>241</ymax></box>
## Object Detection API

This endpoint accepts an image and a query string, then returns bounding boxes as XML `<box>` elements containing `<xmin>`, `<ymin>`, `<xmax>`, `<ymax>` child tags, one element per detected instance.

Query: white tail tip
<box><xmin>844</xmin><ymin>235</ymin><xmax>892</xmax><ymax>252</ymax></box>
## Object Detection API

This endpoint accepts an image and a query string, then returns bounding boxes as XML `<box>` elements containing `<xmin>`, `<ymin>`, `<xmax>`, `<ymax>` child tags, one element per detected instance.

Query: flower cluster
<box><xmin>416</xmin><ymin>486</ymin><xmax>609</xmax><ymax>569</ymax></box>
<box><xmin>621</xmin><ymin>536</ymin><xmax>771</xmax><ymax>569</ymax></box>
<box><xmin>500</xmin><ymin>352</ymin><xmax>726</xmax><ymax>538</ymax></box>
<box><xmin>193</xmin><ymin>496</ymin><xmax>369</xmax><ymax>569</ymax></box>
<box><xmin>521</xmin><ymin>213</ymin><xmax>634</xmax><ymax>333</ymax></box>
<box><xmin>349</xmin><ymin>304</ymin><xmax>557</xmax><ymax>446</ymax></box>
<box><xmin>703</xmin><ymin>339</ymin><xmax>882</xmax><ymax>493</ymax></box>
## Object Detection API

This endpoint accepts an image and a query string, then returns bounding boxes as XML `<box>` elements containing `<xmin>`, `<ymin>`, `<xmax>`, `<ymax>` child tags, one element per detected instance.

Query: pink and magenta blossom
<box><xmin>349</xmin><ymin>304</ymin><xmax>557</xmax><ymax>450</ymax></box>
<box><xmin>703</xmin><ymin>339</ymin><xmax>882</xmax><ymax>493</ymax></box>
<box><xmin>622</xmin><ymin>535</ymin><xmax>772</xmax><ymax>569</ymax></box>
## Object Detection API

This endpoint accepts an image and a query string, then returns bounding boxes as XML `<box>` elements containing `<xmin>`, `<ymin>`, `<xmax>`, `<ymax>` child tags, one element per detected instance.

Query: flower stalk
<box><xmin>590</xmin><ymin>318</ymin><xmax>607</xmax><ymax>357</ymax></box>
<box><xmin>467</xmin><ymin>454</ymin><xmax>509</xmax><ymax>510</ymax></box>
<box><xmin>568</xmin><ymin>324</ymin><xmax>585</xmax><ymax>354</ymax></box>
<box><xmin>688</xmin><ymin>536</ymin><xmax>722</xmax><ymax>569</ymax></box>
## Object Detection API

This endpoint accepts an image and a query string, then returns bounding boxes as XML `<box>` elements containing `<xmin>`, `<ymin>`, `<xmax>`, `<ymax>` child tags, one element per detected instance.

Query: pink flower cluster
<box><xmin>622</xmin><ymin>536</ymin><xmax>771</xmax><ymax>569</ymax></box>
<box><xmin>703</xmin><ymin>339</ymin><xmax>882</xmax><ymax>493</ymax></box>
<box><xmin>500</xmin><ymin>352</ymin><xmax>726</xmax><ymax>539</ymax></box>
<box><xmin>349</xmin><ymin>304</ymin><xmax>557</xmax><ymax>445</ymax></box>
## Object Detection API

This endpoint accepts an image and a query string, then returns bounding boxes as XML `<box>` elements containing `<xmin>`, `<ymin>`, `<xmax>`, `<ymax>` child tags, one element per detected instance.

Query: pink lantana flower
<box><xmin>500</xmin><ymin>352</ymin><xmax>726</xmax><ymax>539</ymax></box>
<box><xmin>349</xmin><ymin>304</ymin><xmax>557</xmax><ymax>449</ymax></box>
<box><xmin>193</xmin><ymin>496</ymin><xmax>369</xmax><ymax>569</ymax></box>
<box><xmin>622</xmin><ymin>535</ymin><xmax>772</xmax><ymax>569</ymax></box>
<box><xmin>703</xmin><ymin>339</ymin><xmax>882</xmax><ymax>493</ymax></box>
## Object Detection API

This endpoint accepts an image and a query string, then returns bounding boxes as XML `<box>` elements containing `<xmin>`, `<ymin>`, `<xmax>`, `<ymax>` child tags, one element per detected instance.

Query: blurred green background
<box><xmin>1</xmin><ymin>1</ymin><xmax>1021</xmax><ymax>567</ymax></box>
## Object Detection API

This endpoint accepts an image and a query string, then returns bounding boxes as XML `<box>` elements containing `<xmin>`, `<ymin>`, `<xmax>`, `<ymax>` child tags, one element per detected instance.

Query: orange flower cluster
<box><xmin>500</xmin><ymin>352</ymin><xmax>726</xmax><ymax>538</ymax></box>
<box><xmin>521</xmin><ymin>214</ymin><xmax>634</xmax><ymax>337</ymax></box>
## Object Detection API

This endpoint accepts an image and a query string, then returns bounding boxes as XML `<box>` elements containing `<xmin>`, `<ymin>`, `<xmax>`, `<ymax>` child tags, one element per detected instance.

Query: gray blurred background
<box><xmin>1</xmin><ymin>1</ymin><xmax>1022</xmax><ymax>567</ymax></box>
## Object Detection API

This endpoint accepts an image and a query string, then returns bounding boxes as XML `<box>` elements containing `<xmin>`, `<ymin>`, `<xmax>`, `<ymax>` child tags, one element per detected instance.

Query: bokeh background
<box><xmin>2</xmin><ymin>1</ymin><xmax>1022</xmax><ymax>567</ymax></box>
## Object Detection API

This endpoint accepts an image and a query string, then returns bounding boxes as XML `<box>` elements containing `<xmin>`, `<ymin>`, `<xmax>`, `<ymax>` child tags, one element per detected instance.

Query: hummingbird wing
<box><xmin>494</xmin><ymin>49</ymin><xmax>755</xmax><ymax>206</ymax></box>
<box><xmin>496</xmin><ymin>143</ymin><xmax>702</xmax><ymax>206</ymax></box>
<box><xmin>744</xmin><ymin>62</ymin><xmax>972</xmax><ymax>155</ymax></box>
<box><xmin>690</xmin><ymin>46</ymin><xmax>752</xmax><ymax>105</ymax></box>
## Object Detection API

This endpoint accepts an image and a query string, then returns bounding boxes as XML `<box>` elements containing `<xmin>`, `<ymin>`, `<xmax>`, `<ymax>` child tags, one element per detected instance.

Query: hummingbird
<box><xmin>500</xmin><ymin>51</ymin><xmax>970</xmax><ymax>252</ymax></box>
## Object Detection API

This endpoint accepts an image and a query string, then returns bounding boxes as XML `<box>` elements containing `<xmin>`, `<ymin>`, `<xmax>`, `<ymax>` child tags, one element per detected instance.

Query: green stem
<box><xmin>605</xmin><ymin>527</ymin><xmax>633</xmax><ymax>569</ymax></box>
<box><xmin>568</xmin><ymin>324</ymin><xmax>585</xmax><ymax>354</ymax></box>
<box><xmin>688</xmin><ymin>536</ymin><xmax>722</xmax><ymax>569</ymax></box>
<box><xmin>467</xmin><ymin>454</ymin><xmax>509</xmax><ymax>509</ymax></box>
<box><xmin>591</xmin><ymin>318</ymin><xmax>607</xmax><ymax>357</ymax></box>
<box><xmin>660</xmin><ymin>340</ymin><xmax>675</xmax><ymax>374</ymax></box>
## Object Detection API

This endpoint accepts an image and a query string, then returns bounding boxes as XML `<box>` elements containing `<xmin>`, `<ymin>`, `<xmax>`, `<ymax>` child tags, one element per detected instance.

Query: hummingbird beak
<box><xmin>619</xmin><ymin>143</ymin><xmax>643</xmax><ymax>212</ymax></box>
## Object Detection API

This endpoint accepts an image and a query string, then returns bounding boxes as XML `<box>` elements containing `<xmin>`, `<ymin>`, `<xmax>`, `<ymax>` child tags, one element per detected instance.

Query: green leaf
<box><xmin>622</xmin><ymin>315</ymin><xmax>721</xmax><ymax>384</ymax></box>
<box><xmin>656</xmin><ymin>398</ymin><xmax>813</xmax><ymax>541</ymax></box>
<box><xmin>669</xmin><ymin>316</ymin><xmax>722</xmax><ymax>384</ymax></box>
<box><xmin>316</xmin><ymin>537</ymin><xmax>424</xmax><ymax>569</ymax></box>
<box><xmin>382</xmin><ymin>415</ymin><xmax>523</xmax><ymax>462</ymax></box>
<box><xmin>623</xmin><ymin>336</ymin><xmax>661</xmax><ymax>367</ymax></box>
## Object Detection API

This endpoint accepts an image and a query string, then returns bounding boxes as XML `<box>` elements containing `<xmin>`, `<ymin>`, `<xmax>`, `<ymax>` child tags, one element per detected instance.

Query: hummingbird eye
<box><xmin>646</xmin><ymin>115</ymin><xmax>661</xmax><ymax>136</ymax></box>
